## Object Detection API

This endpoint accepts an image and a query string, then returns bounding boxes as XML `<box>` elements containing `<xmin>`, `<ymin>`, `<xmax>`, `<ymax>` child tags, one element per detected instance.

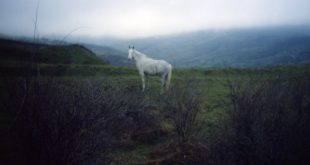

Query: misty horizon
<box><xmin>1</xmin><ymin>0</ymin><xmax>310</xmax><ymax>39</ymax></box>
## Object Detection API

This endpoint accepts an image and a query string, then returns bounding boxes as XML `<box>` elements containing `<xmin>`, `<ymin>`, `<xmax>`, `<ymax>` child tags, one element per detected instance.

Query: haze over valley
<box><xmin>1</xmin><ymin>0</ymin><xmax>310</xmax><ymax>67</ymax></box>
<box><xmin>83</xmin><ymin>26</ymin><xmax>310</xmax><ymax>67</ymax></box>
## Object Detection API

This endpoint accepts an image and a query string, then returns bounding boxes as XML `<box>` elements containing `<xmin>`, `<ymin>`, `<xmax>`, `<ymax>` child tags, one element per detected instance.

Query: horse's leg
<box><xmin>141</xmin><ymin>74</ymin><xmax>146</xmax><ymax>92</ymax></box>
<box><xmin>145</xmin><ymin>74</ymin><xmax>149</xmax><ymax>90</ymax></box>
<box><xmin>160</xmin><ymin>74</ymin><xmax>166</xmax><ymax>94</ymax></box>
<box><xmin>165</xmin><ymin>73</ymin><xmax>169</xmax><ymax>91</ymax></box>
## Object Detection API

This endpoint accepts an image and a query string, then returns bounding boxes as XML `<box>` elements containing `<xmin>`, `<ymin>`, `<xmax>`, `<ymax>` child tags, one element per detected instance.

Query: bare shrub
<box><xmin>2</xmin><ymin>77</ymin><xmax>161</xmax><ymax>165</ymax></box>
<box><xmin>161</xmin><ymin>79</ymin><xmax>202</xmax><ymax>144</ymax></box>
<box><xmin>151</xmin><ymin>79</ymin><xmax>208</xmax><ymax>164</ymax></box>
<box><xmin>218</xmin><ymin>74</ymin><xmax>310</xmax><ymax>165</ymax></box>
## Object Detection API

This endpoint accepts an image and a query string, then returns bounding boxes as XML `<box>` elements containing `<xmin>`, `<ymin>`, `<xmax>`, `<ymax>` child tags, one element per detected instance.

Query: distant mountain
<box><xmin>0</xmin><ymin>38</ymin><xmax>107</xmax><ymax>65</ymax></box>
<box><xmin>3</xmin><ymin>26</ymin><xmax>309</xmax><ymax>67</ymax></box>
<box><xmin>96</xmin><ymin>26</ymin><xmax>310</xmax><ymax>67</ymax></box>
<box><xmin>83</xmin><ymin>43</ymin><xmax>132</xmax><ymax>66</ymax></box>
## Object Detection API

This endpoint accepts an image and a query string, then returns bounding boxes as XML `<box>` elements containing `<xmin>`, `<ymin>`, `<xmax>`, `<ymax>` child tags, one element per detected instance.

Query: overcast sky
<box><xmin>1</xmin><ymin>0</ymin><xmax>310</xmax><ymax>38</ymax></box>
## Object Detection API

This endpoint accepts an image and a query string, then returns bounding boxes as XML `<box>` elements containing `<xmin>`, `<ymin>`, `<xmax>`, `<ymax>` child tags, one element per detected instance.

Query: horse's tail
<box><xmin>166</xmin><ymin>64</ymin><xmax>172</xmax><ymax>91</ymax></box>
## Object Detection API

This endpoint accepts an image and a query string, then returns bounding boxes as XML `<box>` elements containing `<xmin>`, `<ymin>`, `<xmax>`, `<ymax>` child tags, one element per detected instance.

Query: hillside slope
<box><xmin>98</xmin><ymin>26</ymin><xmax>310</xmax><ymax>67</ymax></box>
<box><xmin>0</xmin><ymin>38</ymin><xmax>107</xmax><ymax>65</ymax></box>
<box><xmin>84</xmin><ymin>43</ymin><xmax>132</xmax><ymax>66</ymax></box>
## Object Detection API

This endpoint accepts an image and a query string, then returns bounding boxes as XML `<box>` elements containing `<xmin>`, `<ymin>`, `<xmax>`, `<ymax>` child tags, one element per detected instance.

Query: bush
<box><xmin>161</xmin><ymin>80</ymin><xmax>202</xmax><ymax>144</ymax></box>
<box><xmin>149</xmin><ymin>79</ymin><xmax>208</xmax><ymax>164</ymax></box>
<box><xmin>2</xmin><ymin>77</ymin><xmax>162</xmax><ymax>165</ymax></box>
<box><xmin>159</xmin><ymin>72</ymin><xmax>310</xmax><ymax>165</ymax></box>
<box><xmin>208</xmin><ymin>74</ymin><xmax>310</xmax><ymax>165</ymax></box>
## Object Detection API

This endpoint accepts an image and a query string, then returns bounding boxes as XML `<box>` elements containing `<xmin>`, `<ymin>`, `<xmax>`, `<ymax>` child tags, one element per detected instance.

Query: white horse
<box><xmin>128</xmin><ymin>46</ymin><xmax>172</xmax><ymax>93</ymax></box>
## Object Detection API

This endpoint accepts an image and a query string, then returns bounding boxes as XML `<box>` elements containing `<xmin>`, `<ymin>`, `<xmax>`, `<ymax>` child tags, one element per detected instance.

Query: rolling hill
<box><xmin>2</xmin><ymin>26</ymin><xmax>310</xmax><ymax>68</ymax></box>
<box><xmin>83</xmin><ymin>43</ymin><xmax>132</xmax><ymax>66</ymax></box>
<box><xmin>95</xmin><ymin>26</ymin><xmax>310</xmax><ymax>67</ymax></box>
<box><xmin>0</xmin><ymin>38</ymin><xmax>107</xmax><ymax>65</ymax></box>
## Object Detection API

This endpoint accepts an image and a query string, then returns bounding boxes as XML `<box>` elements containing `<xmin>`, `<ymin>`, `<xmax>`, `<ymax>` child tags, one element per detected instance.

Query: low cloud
<box><xmin>1</xmin><ymin>0</ymin><xmax>310</xmax><ymax>38</ymax></box>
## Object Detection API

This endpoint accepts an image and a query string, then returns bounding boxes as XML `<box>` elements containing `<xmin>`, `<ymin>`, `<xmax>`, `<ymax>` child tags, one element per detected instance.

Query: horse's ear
<box><xmin>128</xmin><ymin>46</ymin><xmax>131</xmax><ymax>49</ymax></box>
<box><xmin>133</xmin><ymin>46</ymin><xmax>134</xmax><ymax>49</ymax></box>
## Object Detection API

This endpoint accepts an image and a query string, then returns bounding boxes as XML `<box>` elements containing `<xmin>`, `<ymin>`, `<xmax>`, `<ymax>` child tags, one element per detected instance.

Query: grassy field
<box><xmin>0</xmin><ymin>39</ymin><xmax>309</xmax><ymax>164</ymax></box>
<box><xmin>0</xmin><ymin>63</ymin><xmax>309</xmax><ymax>165</ymax></box>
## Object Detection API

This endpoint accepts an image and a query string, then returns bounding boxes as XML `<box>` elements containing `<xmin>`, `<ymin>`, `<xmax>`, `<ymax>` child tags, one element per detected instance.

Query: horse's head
<box><xmin>128</xmin><ymin>46</ymin><xmax>135</xmax><ymax>60</ymax></box>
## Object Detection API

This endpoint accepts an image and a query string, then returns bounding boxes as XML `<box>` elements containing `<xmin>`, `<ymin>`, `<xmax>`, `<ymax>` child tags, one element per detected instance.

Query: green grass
<box><xmin>0</xmin><ymin>38</ymin><xmax>108</xmax><ymax>65</ymax></box>
<box><xmin>1</xmin><ymin>61</ymin><xmax>309</xmax><ymax>164</ymax></box>
<box><xmin>1</xmin><ymin>38</ymin><xmax>310</xmax><ymax>164</ymax></box>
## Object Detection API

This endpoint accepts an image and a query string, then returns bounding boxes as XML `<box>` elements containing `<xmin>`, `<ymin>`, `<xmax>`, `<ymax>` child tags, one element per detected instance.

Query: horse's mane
<box><xmin>133</xmin><ymin>50</ymin><xmax>147</xmax><ymax>59</ymax></box>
